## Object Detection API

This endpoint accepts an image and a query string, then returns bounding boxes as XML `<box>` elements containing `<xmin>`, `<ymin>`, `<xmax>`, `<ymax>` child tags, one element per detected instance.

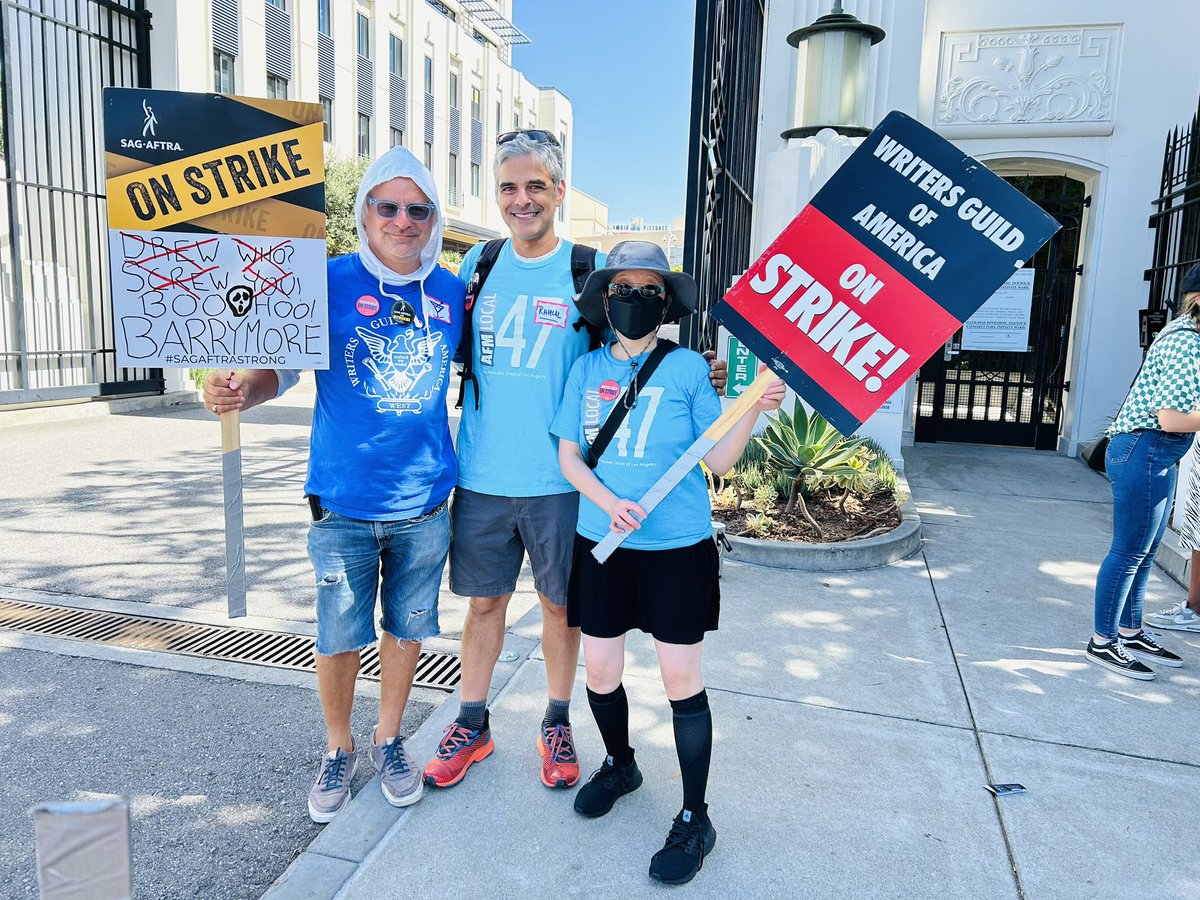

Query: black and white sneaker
<box><xmin>1086</xmin><ymin>638</ymin><xmax>1156</xmax><ymax>680</ymax></box>
<box><xmin>1121</xmin><ymin>630</ymin><xmax>1184</xmax><ymax>668</ymax></box>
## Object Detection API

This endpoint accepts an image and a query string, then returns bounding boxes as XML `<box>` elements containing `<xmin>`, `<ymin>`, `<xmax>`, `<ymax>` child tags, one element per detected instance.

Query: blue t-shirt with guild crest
<box><xmin>304</xmin><ymin>253</ymin><xmax>464</xmax><ymax>519</ymax></box>
<box><xmin>456</xmin><ymin>240</ymin><xmax>606</xmax><ymax>497</ymax></box>
<box><xmin>551</xmin><ymin>345</ymin><xmax>722</xmax><ymax>550</ymax></box>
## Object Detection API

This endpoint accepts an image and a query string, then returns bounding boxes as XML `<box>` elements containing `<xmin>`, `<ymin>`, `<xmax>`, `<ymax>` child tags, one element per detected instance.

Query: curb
<box><xmin>261</xmin><ymin>607</ymin><xmax>543</xmax><ymax>900</ymax></box>
<box><xmin>725</xmin><ymin>472</ymin><xmax>923</xmax><ymax>571</ymax></box>
<box><xmin>0</xmin><ymin>390</ymin><xmax>201</xmax><ymax>428</ymax></box>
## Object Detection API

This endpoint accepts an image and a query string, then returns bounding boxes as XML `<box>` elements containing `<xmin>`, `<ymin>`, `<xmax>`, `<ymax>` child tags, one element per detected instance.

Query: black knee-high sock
<box><xmin>586</xmin><ymin>684</ymin><xmax>633</xmax><ymax>766</ymax></box>
<box><xmin>670</xmin><ymin>690</ymin><xmax>712</xmax><ymax>816</ymax></box>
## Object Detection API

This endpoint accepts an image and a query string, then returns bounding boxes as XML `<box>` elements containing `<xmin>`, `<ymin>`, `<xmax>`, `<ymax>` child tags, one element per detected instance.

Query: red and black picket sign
<box><xmin>712</xmin><ymin>110</ymin><xmax>1061</xmax><ymax>437</ymax></box>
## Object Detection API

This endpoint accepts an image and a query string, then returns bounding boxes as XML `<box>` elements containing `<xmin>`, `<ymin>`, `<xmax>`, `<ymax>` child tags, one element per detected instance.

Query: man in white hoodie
<box><xmin>203</xmin><ymin>148</ymin><xmax>465</xmax><ymax>822</ymax></box>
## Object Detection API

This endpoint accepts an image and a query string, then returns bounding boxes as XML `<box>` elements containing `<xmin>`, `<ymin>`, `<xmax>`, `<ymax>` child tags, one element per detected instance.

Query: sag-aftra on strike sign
<box><xmin>713</xmin><ymin>110</ymin><xmax>1061</xmax><ymax>437</ymax></box>
<box><xmin>104</xmin><ymin>88</ymin><xmax>329</xmax><ymax>370</ymax></box>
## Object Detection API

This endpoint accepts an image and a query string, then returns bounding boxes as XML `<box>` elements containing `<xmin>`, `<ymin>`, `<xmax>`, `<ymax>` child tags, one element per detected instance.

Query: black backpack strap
<box><xmin>456</xmin><ymin>238</ymin><xmax>507</xmax><ymax>410</ymax></box>
<box><xmin>586</xmin><ymin>340</ymin><xmax>676</xmax><ymax>469</ymax></box>
<box><xmin>569</xmin><ymin>243</ymin><xmax>604</xmax><ymax>350</ymax></box>
<box><xmin>570</xmin><ymin>243</ymin><xmax>597</xmax><ymax>295</ymax></box>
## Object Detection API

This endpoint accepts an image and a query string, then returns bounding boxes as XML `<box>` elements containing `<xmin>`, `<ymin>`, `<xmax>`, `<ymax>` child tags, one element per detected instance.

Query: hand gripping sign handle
<box><xmin>591</xmin><ymin>368</ymin><xmax>777</xmax><ymax>564</ymax></box>
<box><xmin>221</xmin><ymin>409</ymin><xmax>248</xmax><ymax>617</ymax></box>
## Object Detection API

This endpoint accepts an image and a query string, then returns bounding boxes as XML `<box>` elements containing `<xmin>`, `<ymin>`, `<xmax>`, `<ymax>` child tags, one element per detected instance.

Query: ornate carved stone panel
<box><xmin>934</xmin><ymin>26</ymin><xmax>1122</xmax><ymax>138</ymax></box>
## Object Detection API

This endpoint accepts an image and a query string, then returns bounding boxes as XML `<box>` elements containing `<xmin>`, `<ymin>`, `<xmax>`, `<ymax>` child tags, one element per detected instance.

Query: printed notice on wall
<box><xmin>960</xmin><ymin>268</ymin><xmax>1035</xmax><ymax>352</ymax></box>
<box><xmin>103</xmin><ymin>88</ymin><xmax>329</xmax><ymax>369</ymax></box>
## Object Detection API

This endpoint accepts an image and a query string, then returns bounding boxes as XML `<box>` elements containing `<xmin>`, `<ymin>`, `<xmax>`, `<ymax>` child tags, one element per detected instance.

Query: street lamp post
<box><xmin>782</xmin><ymin>1</ymin><xmax>885</xmax><ymax>140</ymax></box>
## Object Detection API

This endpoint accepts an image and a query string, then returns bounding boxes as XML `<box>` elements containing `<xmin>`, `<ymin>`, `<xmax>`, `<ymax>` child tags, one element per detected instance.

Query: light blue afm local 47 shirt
<box><xmin>551</xmin><ymin>344</ymin><xmax>723</xmax><ymax>550</ymax></box>
<box><xmin>456</xmin><ymin>239</ymin><xmax>605</xmax><ymax>497</ymax></box>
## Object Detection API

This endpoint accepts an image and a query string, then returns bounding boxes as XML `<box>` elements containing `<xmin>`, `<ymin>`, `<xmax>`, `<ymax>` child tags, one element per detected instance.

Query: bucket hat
<box><xmin>575</xmin><ymin>240</ymin><xmax>697</xmax><ymax>327</ymax></box>
<box><xmin>1182</xmin><ymin>262</ymin><xmax>1200</xmax><ymax>294</ymax></box>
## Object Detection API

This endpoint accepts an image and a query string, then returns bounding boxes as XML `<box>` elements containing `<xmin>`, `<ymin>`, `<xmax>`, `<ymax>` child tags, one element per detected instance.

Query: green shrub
<box><xmin>325</xmin><ymin>151</ymin><xmax>370</xmax><ymax>258</ymax></box>
<box><xmin>755</xmin><ymin>400</ymin><xmax>867</xmax><ymax>538</ymax></box>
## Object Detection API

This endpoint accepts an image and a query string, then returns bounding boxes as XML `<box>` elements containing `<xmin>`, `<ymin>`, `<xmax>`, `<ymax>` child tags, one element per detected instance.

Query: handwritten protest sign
<box><xmin>104</xmin><ymin>88</ymin><xmax>328</xmax><ymax>616</ymax></box>
<box><xmin>712</xmin><ymin>110</ymin><xmax>1061</xmax><ymax>437</ymax></box>
<box><xmin>104</xmin><ymin>88</ymin><xmax>328</xmax><ymax>370</ymax></box>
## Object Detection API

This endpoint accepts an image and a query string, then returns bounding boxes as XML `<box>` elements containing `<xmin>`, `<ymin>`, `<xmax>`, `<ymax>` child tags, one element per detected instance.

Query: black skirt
<box><xmin>567</xmin><ymin>533</ymin><xmax>720</xmax><ymax>645</ymax></box>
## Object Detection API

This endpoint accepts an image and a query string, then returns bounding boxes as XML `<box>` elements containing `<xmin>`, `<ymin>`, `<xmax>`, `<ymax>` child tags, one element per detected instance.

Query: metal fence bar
<box><xmin>0</xmin><ymin>0</ymin><xmax>160</xmax><ymax>404</ymax></box>
<box><xmin>1146</xmin><ymin>96</ymin><xmax>1200</xmax><ymax>312</ymax></box>
<box><xmin>682</xmin><ymin>0</ymin><xmax>764</xmax><ymax>353</ymax></box>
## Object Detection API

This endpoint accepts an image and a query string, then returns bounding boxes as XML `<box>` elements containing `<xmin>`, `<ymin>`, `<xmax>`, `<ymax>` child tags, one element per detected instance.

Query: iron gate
<box><xmin>914</xmin><ymin>175</ymin><xmax>1085</xmax><ymax>449</ymax></box>
<box><xmin>0</xmin><ymin>0</ymin><xmax>159</xmax><ymax>406</ymax></box>
<box><xmin>1146</xmin><ymin>96</ymin><xmax>1200</xmax><ymax>313</ymax></box>
<box><xmin>681</xmin><ymin>0</ymin><xmax>764</xmax><ymax>352</ymax></box>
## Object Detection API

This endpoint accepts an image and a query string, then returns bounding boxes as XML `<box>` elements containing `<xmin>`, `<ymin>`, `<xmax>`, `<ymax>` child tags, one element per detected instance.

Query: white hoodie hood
<box><xmin>354</xmin><ymin>148</ymin><xmax>444</xmax><ymax>352</ymax></box>
<box><xmin>354</xmin><ymin>146</ymin><xmax>444</xmax><ymax>286</ymax></box>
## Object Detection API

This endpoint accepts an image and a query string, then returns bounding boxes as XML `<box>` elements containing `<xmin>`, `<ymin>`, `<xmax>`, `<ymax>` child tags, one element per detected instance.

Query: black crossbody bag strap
<box><xmin>456</xmin><ymin>238</ymin><xmax>507</xmax><ymax>410</ymax></box>
<box><xmin>586</xmin><ymin>340</ymin><xmax>677</xmax><ymax>469</ymax></box>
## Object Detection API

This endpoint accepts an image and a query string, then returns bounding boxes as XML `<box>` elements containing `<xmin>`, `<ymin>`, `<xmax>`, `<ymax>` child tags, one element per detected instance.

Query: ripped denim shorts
<box><xmin>306</xmin><ymin>500</ymin><xmax>448</xmax><ymax>655</ymax></box>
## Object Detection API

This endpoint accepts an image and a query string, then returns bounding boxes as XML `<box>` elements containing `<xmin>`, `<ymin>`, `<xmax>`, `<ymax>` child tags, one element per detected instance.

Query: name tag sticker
<box><xmin>426</xmin><ymin>296</ymin><xmax>451</xmax><ymax>323</ymax></box>
<box><xmin>534</xmin><ymin>299</ymin><xmax>569</xmax><ymax>328</ymax></box>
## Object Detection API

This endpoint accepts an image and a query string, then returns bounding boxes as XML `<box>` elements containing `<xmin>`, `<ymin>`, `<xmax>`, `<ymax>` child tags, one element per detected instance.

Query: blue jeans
<box><xmin>1093</xmin><ymin>429</ymin><xmax>1194</xmax><ymax>638</ymax></box>
<box><xmin>307</xmin><ymin>502</ymin><xmax>449</xmax><ymax>656</ymax></box>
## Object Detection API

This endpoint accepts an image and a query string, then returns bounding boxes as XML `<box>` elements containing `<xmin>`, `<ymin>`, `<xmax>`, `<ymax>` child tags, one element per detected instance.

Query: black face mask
<box><xmin>605</xmin><ymin>296</ymin><xmax>668</xmax><ymax>340</ymax></box>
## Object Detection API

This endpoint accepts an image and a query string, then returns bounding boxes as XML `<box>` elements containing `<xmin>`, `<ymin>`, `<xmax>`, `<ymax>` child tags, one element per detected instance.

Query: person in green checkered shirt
<box><xmin>1089</xmin><ymin>263</ymin><xmax>1200</xmax><ymax>680</ymax></box>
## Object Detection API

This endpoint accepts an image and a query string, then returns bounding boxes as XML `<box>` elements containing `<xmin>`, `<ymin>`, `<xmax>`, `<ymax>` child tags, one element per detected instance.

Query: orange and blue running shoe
<box><xmin>423</xmin><ymin>716</ymin><xmax>494</xmax><ymax>788</ymax></box>
<box><xmin>537</xmin><ymin>722</ymin><xmax>581</xmax><ymax>789</ymax></box>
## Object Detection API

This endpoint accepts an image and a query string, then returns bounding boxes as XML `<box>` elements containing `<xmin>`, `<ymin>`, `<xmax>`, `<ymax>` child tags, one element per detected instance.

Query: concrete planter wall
<box><xmin>722</xmin><ymin>474</ymin><xmax>923</xmax><ymax>572</ymax></box>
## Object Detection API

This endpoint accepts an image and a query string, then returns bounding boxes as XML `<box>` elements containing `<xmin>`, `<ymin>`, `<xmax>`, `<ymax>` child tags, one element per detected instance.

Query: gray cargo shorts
<box><xmin>449</xmin><ymin>487</ymin><xmax>580</xmax><ymax>606</ymax></box>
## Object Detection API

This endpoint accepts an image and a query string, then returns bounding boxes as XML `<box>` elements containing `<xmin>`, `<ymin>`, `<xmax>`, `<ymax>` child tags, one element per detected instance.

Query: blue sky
<box><xmin>511</xmin><ymin>0</ymin><xmax>694</xmax><ymax>225</ymax></box>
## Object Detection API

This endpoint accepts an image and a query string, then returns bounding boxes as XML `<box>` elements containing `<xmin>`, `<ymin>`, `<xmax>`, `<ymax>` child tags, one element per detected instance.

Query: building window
<box><xmin>213</xmin><ymin>50</ymin><xmax>235</xmax><ymax>94</ymax></box>
<box><xmin>449</xmin><ymin>73</ymin><xmax>459</xmax><ymax>110</ymax></box>
<box><xmin>389</xmin><ymin>34</ymin><xmax>403</xmax><ymax>75</ymax></box>
<box><xmin>391</xmin><ymin>127</ymin><xmax>404</xmax><ymax>148</ymax></box>
<box><xmin>321</xmin><ymin>96</ymin><xmax>332</xmax><ymax>141</ymax></box>
<box><xmin>495</xmin><ymin>100</ymin><xmax>501</xmax><ymax>137</ymax></box>
<box><xmin>357</xmin><ymin>13</ymin><xmax>370</xmax><ymax>58</ymax></box>
<box><xmin>449</xmin><ymin>153</ymin><xmax>459</xmax><ymax>205</ymax></box>
<box><xmin>267</xmin><ymin>74</ymin><xmax>288</xmax><ymax>99</ymax></box>
<box><xmin>513</xmin><ymin>110</ymin><xmax>519</xmax><ymax>130</ymax></box>
<box><xmin>318</xmin><ymin>0</ymin><xmax>331</xmax><ymax>36</ymax></box>
<box><xmin>471</xmin><ymin>87</ymin><xmax>481</xmax><ymax>121</ymax></box>
<box><xmin>471</xmin><ymin>162</ymin><xmax>480</xmax><ymax>197</ymax></box>
<box><xmin>266</xmin><ymin>0</ymin><xmax>286</xmax><ymax>8</ymax></box>
<box><xmin>424</xmin><ymin>142</ymin><xmax>433</xmax><ymax>169</ymax></box>
<box><xmin>424</xmin><ymin>56</ymin><xmax>433</xmax><ymax>94</ymax></box>
<box><xmin>358</xmin><ymin>114</ymin><xmax>371</xmax><ymax>157</ymax></box>
<box><xmin>426</xmin><ymin>0</ymin><xmax>456</xmax><ymax>22</ymax></box>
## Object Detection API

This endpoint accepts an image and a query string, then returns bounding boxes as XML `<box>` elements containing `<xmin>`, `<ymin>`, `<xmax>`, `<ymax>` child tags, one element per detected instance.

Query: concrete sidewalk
<box><xmin>279</xmin><ymin>444</ymin><xmax>1200</xmax><ymax>899</ymax></box>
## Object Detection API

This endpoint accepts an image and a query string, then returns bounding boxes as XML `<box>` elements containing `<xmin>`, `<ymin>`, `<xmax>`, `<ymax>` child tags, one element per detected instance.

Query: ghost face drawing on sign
<box><xmin>226</xmin><ymin>285</ymin><xmax>254</xmax><ymax>317</ymax></box>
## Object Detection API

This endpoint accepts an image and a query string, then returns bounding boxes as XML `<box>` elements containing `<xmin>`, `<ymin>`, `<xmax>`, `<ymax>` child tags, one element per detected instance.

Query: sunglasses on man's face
<box><xmin>607</xmin><ymin>283</ymin><xmax>668</xmax><ymax>301</ymax></box>
<box><xmin>496</xmin><ymin>129</ymin><xmax>561</xmax><ymax>147</ymax></box>
<box><xmin>366</xmin><ymin>196</ymin><xmax>436</xmax><ymax>223</ymax></box>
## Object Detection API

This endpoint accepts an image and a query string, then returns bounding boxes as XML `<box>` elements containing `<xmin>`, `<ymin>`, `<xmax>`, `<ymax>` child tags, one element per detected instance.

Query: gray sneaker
<box><xmin>371</xmin><ymin>735</ymin><xmax>423</xmax><ymax>807</ymax></box>
<box><xmin>1144</xmin><ymin>601</ymin><xmax>1200</xmax><ymax>632</ymax></box>
<box><xmin>307</xmin><ymin>747</ymin><xmax>357</xmax><ymax>824</ymax></box>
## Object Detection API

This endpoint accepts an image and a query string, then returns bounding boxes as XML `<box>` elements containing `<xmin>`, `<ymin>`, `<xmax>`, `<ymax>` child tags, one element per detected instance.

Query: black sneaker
<box><xmin>1086</xmin><ymin>637</ymin><xmax>1155</xmax><ymax>680</ymax></box>
<box><xmin>649</xmin><ymin>806</ymin><xmax>717</xmax><ymax>885</ymax></box>
<box><xmin>573</xmin><ymin>753</ymin><xmax>642</xmax><ymax>818</ymax></box>
<box><xmin>1121</xmin><ymin>630</ymin><xmax>1184</xmax><ymax>668</ymax></box>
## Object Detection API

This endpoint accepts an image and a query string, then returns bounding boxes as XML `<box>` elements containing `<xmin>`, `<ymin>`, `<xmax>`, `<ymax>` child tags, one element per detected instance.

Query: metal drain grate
<box><xmin>0</xmin><ymin>598</ymin><xmax>461</xmax><ymax>691</ymax></box>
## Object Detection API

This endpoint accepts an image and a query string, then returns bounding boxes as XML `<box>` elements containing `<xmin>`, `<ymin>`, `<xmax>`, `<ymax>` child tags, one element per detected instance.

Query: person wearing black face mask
<box><xmin>550</xmin><ymin>241</ymin><xmax>785</xmax><ymax>885</ymax></box>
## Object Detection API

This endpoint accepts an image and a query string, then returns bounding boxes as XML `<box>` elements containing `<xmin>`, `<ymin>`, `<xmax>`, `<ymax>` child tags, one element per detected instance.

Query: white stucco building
<box><xmin>147</xmin><ymin>0</ymin><xmax>574</xmax><ymax>251</ymax></box>
<box><xmin>747</xmin><ymin>0</ymin><xmax>1200</xmax><ymax>459</ymax></box>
